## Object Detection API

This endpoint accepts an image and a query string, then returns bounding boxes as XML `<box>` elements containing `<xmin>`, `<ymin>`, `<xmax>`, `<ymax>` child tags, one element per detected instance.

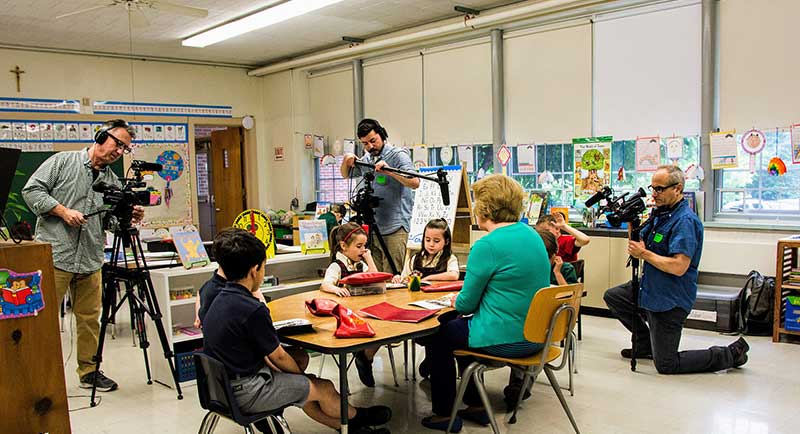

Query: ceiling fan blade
<box><xmin>55</xmin><ymin>3</ymin><xmax>114</xmax><ymax>20</ymax></box>
<box><xmin>130</xmin><ymin>8</ymin><xmax>150</xmax><ymax>28</ymax></box>
<box><xmin>152</xmin><ymin>1</ymin><xmax>208</xmax><ymax>18</ymax></box>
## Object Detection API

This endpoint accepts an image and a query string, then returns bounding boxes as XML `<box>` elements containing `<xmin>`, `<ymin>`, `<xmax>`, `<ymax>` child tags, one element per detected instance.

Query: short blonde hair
<box><xmin>472</xmin><ymin>174</ymin><xmax>525</xmax><ymax>223</ymax></box>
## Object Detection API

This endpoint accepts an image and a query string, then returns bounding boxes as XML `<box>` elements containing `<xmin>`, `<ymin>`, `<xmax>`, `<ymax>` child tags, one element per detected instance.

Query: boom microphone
<box><xmin>584</xmin><ymin>186</ymin><xmax>612</xmax><ymax>208</ymax></box>
<box><xmin>436</xmin><ymin>169</ymin><xmax>450</xmax><ymax>206</ymax></box>
<box><xmin>131</xmin><ymin>160</ymin><xmax>163</xmax><ymax>172</ymax></box>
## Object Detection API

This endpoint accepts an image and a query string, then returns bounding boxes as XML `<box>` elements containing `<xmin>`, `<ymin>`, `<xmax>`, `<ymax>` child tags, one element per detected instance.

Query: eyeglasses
<box><xmin>106</xmin><ymin>131</ymin><xmax>133</xmax><ymax>154</ymax></box>
<box><xmin>647</xmin><ymin>182</ymin><xmax>679</xmax><ymax>194</ymax></box>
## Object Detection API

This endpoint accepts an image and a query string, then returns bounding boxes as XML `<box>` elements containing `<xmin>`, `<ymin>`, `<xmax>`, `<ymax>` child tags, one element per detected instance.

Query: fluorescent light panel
<box><xmin>183</xmin><ymin>0</ymin><xmax>346</xmax><ymax>48</ymax></box>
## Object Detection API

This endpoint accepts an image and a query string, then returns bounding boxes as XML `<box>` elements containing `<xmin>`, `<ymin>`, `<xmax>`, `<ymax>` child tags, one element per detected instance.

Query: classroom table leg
<box><xmin>339</xmin><ymin>352</ymin><xmax>349</xmax><ymax>434</ymax></box>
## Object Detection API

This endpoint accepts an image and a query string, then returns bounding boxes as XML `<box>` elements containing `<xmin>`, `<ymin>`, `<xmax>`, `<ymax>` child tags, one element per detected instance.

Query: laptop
<box><xmin>0</xmin><ymin>147</ymin><xmax>23</xmax><ymax>220</ymax></box>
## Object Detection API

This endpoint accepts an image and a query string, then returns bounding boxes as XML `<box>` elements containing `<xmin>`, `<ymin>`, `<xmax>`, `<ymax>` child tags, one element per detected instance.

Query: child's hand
<box><xmin>553</xmin><ymin>256</ymin><xmax>564</xmax><ymax>274</ymax></box>
<box><xmin>553</xmin><ymin>212</ymin><xmax>567</xmax><ymax>228</ymax></box>
<box><xmin>193</xmin><ymin>316</ymin><xmax>201</xmax><ymax>329</ymax></box>
<box><xmin>445</xmin><ymin>292</ymin><xmax>458</xmax><ymax>307</ymax></box>
<box><xmin>362</xmin><ymin>249</ymin><xmax>372</xmax><ymax>259</ymax></box>
<box><xmin>391</xmin><ymin>275</ymin><xmax>403</xmax><ymax>283</ymax></box>
<box><xmin>333</xmin><ymin>286</ymin><xmax>351</xmax><ymax>297</ymax></box>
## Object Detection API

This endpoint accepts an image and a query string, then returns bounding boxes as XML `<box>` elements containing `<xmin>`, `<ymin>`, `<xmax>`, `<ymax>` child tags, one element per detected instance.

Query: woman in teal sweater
<box><xmin>421</xmin><ymin>175</ymin><xmax>551</xmax><ymax>432</ymax></box>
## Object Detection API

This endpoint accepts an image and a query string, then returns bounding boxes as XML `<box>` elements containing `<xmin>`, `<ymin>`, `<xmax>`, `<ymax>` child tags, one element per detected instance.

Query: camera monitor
<box><xmin>0</xmin><ymin>147</ymin><xmax>22</xmax><ymax>219</ymax></box>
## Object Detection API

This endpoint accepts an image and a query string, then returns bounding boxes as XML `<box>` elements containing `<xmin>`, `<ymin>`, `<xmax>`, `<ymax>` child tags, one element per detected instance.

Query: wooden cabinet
<box><xmin>146</xmin><ymin>252</ymin><xmax>329</xmax><ymax>388</ymax></box>
<box><xmin>0</xmin><ymin>242</ymin><xmax>70</xmax><ymax>434</ymax></box>
<box><xmin>579</xmin><ymin>232</ymin><xmax>631</xmax><ymax>309</ymax></box>
<box><xmin>774</xmin><ymin>238</ymin><xmax>800</xmax><ymax>343</ymax></box>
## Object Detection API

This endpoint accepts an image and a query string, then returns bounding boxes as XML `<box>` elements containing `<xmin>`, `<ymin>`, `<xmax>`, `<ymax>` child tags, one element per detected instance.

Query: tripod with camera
<box><xmin>88</xmin><ymin>167</ymin><xmax>182</xmax><ymax>406</ymax></box>
<box><xmin>349</xmin><ymin>161</ymin><xmax>450</xmax><ymax>275</ymax></box>
<box><xmin>586</xmin><ymin>186</ymin><xmax>648</xmax><ymax>371</ymax></box>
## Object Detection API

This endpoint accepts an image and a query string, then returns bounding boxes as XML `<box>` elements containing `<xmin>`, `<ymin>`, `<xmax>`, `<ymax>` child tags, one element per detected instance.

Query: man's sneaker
<box><xmin>620</xmin><ymin>348</ymin><xmax>653</xmax><ymax>359</ymax></box>
<box><xmin>728</xmin><ymin>337</ymin><xmax>750</xmax><ymax>368</ymax></box>
<box><xmin>80</xmin><ymin>371</ymin><xmax>118</xmax><ymax>392</ymax></box>
<box><xmin>354</xmin><ymin>351</ymin><xmax>375</xmax><ymax>387</ymax></box>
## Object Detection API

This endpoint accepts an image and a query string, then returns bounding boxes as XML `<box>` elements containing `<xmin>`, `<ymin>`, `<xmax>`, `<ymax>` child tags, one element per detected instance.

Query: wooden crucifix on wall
<box><xmin>10</xmin><ymin>65</ymin><xmax>25</xmax><ymax>93</ymax></box>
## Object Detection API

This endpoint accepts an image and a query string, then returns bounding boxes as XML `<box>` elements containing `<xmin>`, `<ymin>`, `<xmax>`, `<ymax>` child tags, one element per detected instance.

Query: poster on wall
<box><xmin>304</xmin><ymin>134</ymin><xmax>313</xmax><ymax>150</ymax></box>
<box><xmin>517</xmin><ymin>144</ymin><xmax>536</xmax><ymax>173</ymax></box>
<box><xmin>413</xmin><ymin>144</ymin><xmax>428</xmax><ymax>169</ymax></box>
<box><xmin>343</xmin><ymin>138</ymin><xmax>355</xmax><ymax>155</ymax></box>
<box><xmin>132</xmin><ymin>143</ymin><xmax>193</xmax><ymax>228</ymax></box>
<box><xmin>791</xmin><ymin>124</ymin><xmax>800</xmax><ymax>164</ymax></box>
<box><xmin>313</xmin><ymin>135</ymin><xmax>324</xmax><ymax>158</ymax></box>
<box><xmin>710</xmin><ymin>130</ymin><xmax>738</xmax><ymax>169</ymax></box>
<box><xmin>635</xmin><ymin>136</ymin><xmax>661</xmax><ymax>172</ymax></box>
<box><xmin>666</xmin><ymin>136</ymin><xmax>684</xmax><ymax>162</ymax></box>
<box><xmin>0</xmin><ymin>122</ymin><xmax>11</xmax><ymax>140</ymax></box>
<box><xmin>573</xmin><ymin>136</ymin><xmax>612</xmax><ymax>202</ymax></box>
<box><xmin>274</xmin><ymin>146</ymin><xmax>285</xmax><ymax>161</ymax></box>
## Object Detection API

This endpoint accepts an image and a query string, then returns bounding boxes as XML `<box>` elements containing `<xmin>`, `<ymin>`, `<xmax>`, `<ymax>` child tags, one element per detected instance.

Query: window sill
<box><xmin>704</xmin><ymin>220</ymin><xmax>800</xmax><ymax>232</ymax></box>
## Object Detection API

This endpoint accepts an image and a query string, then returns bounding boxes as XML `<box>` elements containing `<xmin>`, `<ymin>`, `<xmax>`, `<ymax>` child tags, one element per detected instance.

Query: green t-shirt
<box><xmin>550</xmin><ymin>262</ymin><xmax>578</xmax><ymax>285</ymax></box>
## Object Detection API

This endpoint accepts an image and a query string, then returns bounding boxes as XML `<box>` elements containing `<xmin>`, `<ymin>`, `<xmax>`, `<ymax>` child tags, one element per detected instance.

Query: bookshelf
<box><xmin>774</xmin><ymin>238</ymin><xmax>800</xmax><ymax>342</ymax></box>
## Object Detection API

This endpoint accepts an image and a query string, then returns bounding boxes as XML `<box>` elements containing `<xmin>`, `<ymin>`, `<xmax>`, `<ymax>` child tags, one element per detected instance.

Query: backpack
<box><xmin>736</xmin><ymin>270</ymin><xmax>775</xmax><ymax>336</ymax></box>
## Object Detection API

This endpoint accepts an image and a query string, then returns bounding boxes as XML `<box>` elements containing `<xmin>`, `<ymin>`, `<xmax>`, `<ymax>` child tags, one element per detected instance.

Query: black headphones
<box><xmin>94</xmin><ymin>119</ymin><xmax>130</xmax><ymax>144</ymax></box>
<box><xmin>357</xmin><ymin>118</ymin><xmax>388</xmax><ymax>141</ymax></box>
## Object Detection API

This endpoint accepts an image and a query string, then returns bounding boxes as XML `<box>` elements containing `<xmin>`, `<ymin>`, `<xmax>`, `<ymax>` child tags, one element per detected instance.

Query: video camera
<box><xmin>93</xmin><ymin>160</ymin><xmax>162</xmax><ymax>228</ymax></box>
<box><xmin>584</xmin><ymin>186</ymin><xmax>648</xmax><ymax>227</ymax></box>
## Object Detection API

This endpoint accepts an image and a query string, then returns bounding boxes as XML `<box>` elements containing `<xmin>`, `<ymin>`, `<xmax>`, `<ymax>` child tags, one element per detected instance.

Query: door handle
<box><xmin>215</xmin><ymin>208</ymin><xmax>221</xmax><ymax>212</ymax></box>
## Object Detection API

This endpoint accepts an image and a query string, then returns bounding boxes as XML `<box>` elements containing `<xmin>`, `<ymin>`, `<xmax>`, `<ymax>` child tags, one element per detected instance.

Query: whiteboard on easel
<box><xmin>407</xmin><ymin>165</ymin><xmax>462</xmax><ymax>248</ymax></box>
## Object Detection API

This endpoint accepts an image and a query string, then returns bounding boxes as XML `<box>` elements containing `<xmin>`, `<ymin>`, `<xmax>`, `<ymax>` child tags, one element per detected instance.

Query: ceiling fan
<box><xmin>55</xmin><ymin>0</ymin><xmax>208</xmax><ymax>27</ymax></box>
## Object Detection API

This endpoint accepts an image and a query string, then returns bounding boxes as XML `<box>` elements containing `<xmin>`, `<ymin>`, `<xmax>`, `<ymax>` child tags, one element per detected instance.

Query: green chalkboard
<box><xmin>7</xmin><ymin>151</ymin><xmax>123</xmax><ymax>226</ymax></box>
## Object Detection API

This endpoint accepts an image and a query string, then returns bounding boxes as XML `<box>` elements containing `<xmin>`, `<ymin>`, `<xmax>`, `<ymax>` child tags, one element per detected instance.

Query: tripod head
<box><xmin>349</xmin><ymin>171</ymin><xmax>381</xmax><ymax>226</ymax></box>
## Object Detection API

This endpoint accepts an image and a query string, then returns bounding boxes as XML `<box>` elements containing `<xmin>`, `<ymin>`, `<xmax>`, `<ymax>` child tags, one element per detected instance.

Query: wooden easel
<box><xmin>450</xmin><ymin>165</ymin><xmax>474</xmax><ymax>250</ymax></box>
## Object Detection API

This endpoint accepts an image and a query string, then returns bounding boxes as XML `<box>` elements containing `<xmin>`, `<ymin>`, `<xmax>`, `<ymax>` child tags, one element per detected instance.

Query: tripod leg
<box><xmin>91</xmin><ymin>274</ymin><xmax>124</xmax><ymax>407</ymax></box>
<box><xmin>139</xmin><ymin>269</ymin><xmax>184</xmax><ymax>399</ymax></box>
<box><xmin>132</xmin><ymin>295</ymin><xmax>154</xmax><ymax>385</ymax></box>
<box><xmin>370</xmin><ymin>225</ymin><xmax>398</xmax><ymax>275</ymax></box>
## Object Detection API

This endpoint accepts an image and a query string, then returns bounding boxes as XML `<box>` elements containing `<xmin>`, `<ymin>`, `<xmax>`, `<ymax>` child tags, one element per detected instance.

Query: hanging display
<box><xmin>740</xmin><ymin>129</ymin><xmax>766</xmax><ymax>173</ymax></box>
<box><xmin>573</xmin><ymin>136</ymin><xmax>612</xmax><ymax>201</ymax></box>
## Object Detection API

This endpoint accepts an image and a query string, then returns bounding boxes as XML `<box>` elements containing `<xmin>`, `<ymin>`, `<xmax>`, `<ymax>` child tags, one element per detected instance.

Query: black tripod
<box><xmin>627</xmin><ymin>217</ymin><xmax>643</xmax><ymax>372</ymax></box>
<box><xmin>350</xmin><ymin>172</ymin><xmax>399</xmax><ymax>275</ymax></box>
<box><xmin>89</xmin><ymin>224</ymin><xmax>183</xmax><ymax>406</ymax></box>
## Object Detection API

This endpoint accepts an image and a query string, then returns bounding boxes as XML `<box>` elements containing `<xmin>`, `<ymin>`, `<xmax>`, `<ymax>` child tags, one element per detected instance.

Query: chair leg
<box><xmin>411</xmin><ymin>340</ymin><xmax>417</xmax><ymax>381</ymax></box>
<box><xmin>572</xmin><ymin>331</ymin><xmax>579</xmax><ymax>374</ymax></box>
<box><xmin>275</xmin><ymin>414</ymin><xmax>292</xmax><ymax>434</ymax></box>
<box><xmin>403</xmin><ymin>340</ymin><xmax>409</xmax><ymax>380</ymax></box>
<box><xmin>472</xmin><ymin>366</ymin><xmax>500</xmax><ymax>434</ymax></box>
<box><xmin>265</xmin><ymin>416</ymin><xmax>278</xmax><ymax>434</ymax></box>
<box><xmin>577</xmin><ymin>310</ymin><xmax>582</xmax><ymax>340</ymax></box>
<box><xmin>198</xmin><ymin>412</ymin><xmax>218</xmax><ymax>434</ymax></box>
<box><xmin>208</xmin><ymin>413</ymin><xmax>220</xmax><ymax>433</ymax></box>
<box><xmin>544</xmin><ymin>367</ymin><xmax>581</xmax><ymax>434</ymax></box>
<box><xmin>318</xmin><ymin>353</ymin><xmax>326</xmax><ymax>377</ymax></box>
<box><xmin>447</xmin><ymin>362</ymin><xmax>480</xmax><ymax>434</ymax></box>
<box><xmin>386</xmin><ymin>345</ymin><xmax>400</xmax><ymax>387</ymax></box>
<box><xmin>244</xmin><ymin>424</ymin><xmax>255</xmax><ymax>434</ymax></box>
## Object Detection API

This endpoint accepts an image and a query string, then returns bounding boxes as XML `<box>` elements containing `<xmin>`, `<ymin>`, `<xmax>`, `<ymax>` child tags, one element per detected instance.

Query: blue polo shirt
<box><xmin>348</xmin><ymin>142</ymin><xmax>415</xmax><ymax>234</ymax></box>
<box><xmin>639</xmin><ymin>199</ymin><xmax>703</xmax><ymax>313</ymax></box>
<box><xmin>197</xmin><ymin>271</ymin><xmax>226</xmax><ymax>324</ymax></box>
<box><xmin>202</xmin><ymin>282</ymin><xmax>280</xmax><ymax>377</ymax></box>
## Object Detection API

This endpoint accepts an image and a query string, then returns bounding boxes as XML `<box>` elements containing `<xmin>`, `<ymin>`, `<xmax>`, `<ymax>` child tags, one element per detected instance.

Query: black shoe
<box><xmin>728</xmin><ymin>337</ymin><xmax>750</xmax><ymax>368</ymax></box>
<box><xmin>354</xmin><ymin>351</ymin><xmax>375</xmax><ymax>387</ymax></box>
<box><xmin>79</xmin><ymin>371</ymin><xmax>118</xmax><ymax>392</ymax></box>
<box><xmin>351</xmin><ymin>405</ymin><xmax>392</xmax><ymax>427</ymax></box>
<box><xmin>418</xmin><ymin>358</ymin><xmax>430</xmax><ymax>379</ymax></box>
<box><xmin>620</xmin><ymin>348</ymin><xmax>653</xmax><ymax>359</ymax></box>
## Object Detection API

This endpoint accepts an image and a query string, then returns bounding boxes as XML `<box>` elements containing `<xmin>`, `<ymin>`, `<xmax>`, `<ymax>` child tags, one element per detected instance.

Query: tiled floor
<box><xmin>61</xmin><ymin>313</ymin><xmax>799</xmax><ymax>434</ymax></box>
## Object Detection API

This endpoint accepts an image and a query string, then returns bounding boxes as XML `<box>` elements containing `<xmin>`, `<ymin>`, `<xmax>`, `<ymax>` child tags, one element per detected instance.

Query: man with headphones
<box><xmin>23</xmin><ymin>119</ymin><xmax>144</xmax><ymax>392</ymax></box>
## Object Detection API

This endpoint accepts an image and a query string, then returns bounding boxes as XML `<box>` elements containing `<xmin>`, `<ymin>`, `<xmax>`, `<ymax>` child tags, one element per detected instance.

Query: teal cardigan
<box><xmin>455</xmin><ymin>222</ymin><xmax>551</xmax><ymax>348</ymax></box>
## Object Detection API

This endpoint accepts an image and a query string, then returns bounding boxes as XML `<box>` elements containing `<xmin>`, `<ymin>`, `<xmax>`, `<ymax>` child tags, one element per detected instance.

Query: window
<box><xmin>510</xmin><ymin>143</ymin><xmax>574</xmax><ymax>207</ymax></box>
<box><xmin>315</xmin><ymin>156</ymin><xmax>353</xmax><ymax>204</ymax></box>
<box><xmin>610</xmin><ymin>136</ymin><xmax>701</xmax><ymax>194</ymax></box>
<box><xmin>717</xmin><ymin>129</ymin><xmax>800</xmax><ymax>217</ymax></box>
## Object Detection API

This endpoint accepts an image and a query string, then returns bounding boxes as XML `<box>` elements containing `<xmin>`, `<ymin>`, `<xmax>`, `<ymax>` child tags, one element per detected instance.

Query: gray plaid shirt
<box><xmin>22</xmin><ymin>149</ymin><xmax>120</xmax><ymax>274</ymax></box>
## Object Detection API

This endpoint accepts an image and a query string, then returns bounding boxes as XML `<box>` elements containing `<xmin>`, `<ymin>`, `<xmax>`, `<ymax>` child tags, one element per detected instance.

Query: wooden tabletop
<box><xmin>268</xmin><ymin>288</ymin><xmax>456</xmax><ymax>353</ymax></box>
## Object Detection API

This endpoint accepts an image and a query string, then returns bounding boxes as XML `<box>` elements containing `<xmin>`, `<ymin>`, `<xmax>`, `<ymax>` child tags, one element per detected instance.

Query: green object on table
<box><xmin>409</xmin><ymin>275</ymin><xmax>421</xmax><ymax>292</ymax></box>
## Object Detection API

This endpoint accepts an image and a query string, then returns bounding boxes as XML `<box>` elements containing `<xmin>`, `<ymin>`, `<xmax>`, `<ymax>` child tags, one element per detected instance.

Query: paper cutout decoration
<box><xmin>439</xmin><ymin>146</ymin><xmax>453</xmax><ymax>165</ymax></box>
<box><xmin>0</xmin><ymin>268</ymin><xmax>44</xmax><ymax>320</ymax></box>
<box><xmin>741</xmin><ymin>129</ymin><xmax>766</xmax><ymax>173</ymax></box>
<box><xmin>666</xmin><ymin>136</ymin><xmax>684</xmax><ymax>162</ymax></box>
<box><xmin>791</xmin><ymin>124</ymin><xmax>800</xmax><ymax>164</ymax></box>
<box><xmin>617</xmin><ymin>166</ymin><xmax>626</xmax><ymax>181</ymax></box>
<box><xmin>685</xmin><ymin>164</ymin><xmax>705</xmax><ymax>181</ymax></box>
<box><xmin>538</xmin><ymin>170</ymin><xmax>555</xmax><ymax>184</ymax></box>
<box><xmin>767</xmin><ymin>157</ymin><xmax>787</xmax><ymax>176</ymax></box>
<box><xmin>320</xmin><ymin>153</ymin><xmax>336</xmax><ymax>166</ymax></box>
<box><xmin>156</xmin><ymin>150</ymin><xmax>185</xmax><ymax>208</ymax></box>
<box><xmin>232</xmin><ymin>209</ymin><xmax>276</xmax><ymax>259</ymax></box>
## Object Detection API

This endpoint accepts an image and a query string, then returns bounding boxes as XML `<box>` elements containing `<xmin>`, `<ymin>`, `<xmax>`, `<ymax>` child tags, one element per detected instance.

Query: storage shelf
<box><xmin>774</xmin><ymin>239</ymin><xmax>800</xmax><ymax>343</ymax></box>
<box><xmin>169</xmin><ymin>298</ymin><xmax>196</xmax><ymax>307</ymax></box>
<box><xmin>777</xmin><ymin>328</ymin><xmax>800</xmax><ymax>336</ymax></box>
<box><xmin>781</xmin><ymin>284</ymin><xmax>800</xmax><ymax>291</ymax></box>
<box><xmin>173</xmin><ymin>332</ymin><xmax>202</xmax><ymax>343</ymax></box>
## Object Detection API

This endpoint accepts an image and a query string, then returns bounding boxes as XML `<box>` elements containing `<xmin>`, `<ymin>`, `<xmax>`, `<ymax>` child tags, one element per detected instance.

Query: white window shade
<box><xmin>424</xmin><ymin>42</ymin><xmax>492</xmax><ymax>144</ymax></box>
<box><xmin>309</xmin><ymin>68</ymin><xmax>355</xmax><ymax>142</ymax></box>
<box><xmin>719</xmin><ymin>0</ymin><xmax>800</xmax><ymax>128</ymax></box>
<box><xmin>505</xmin><ymin>24</ymin><xmax>592</xmax><ymax>144</ymax></box>
<box><xmin>364</xmin><ymin>54</ymin><xmax>423</xmax><ymax>146</ymax></box>
<box><xmin>593</xmin><ymin>3</ymin><xmax>701</xmax><ymax>139</ymax></box>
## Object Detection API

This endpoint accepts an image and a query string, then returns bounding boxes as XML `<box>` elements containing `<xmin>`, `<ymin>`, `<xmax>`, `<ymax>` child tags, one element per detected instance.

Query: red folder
<box><xmin>421</xmin><ymin>281</ymin><xmax>464</xmax><ymax>293</ymax></box>
<box><xmin>360</xmin><ymin>302</ymin><xmax>439</xmax><ymax>323</ymax></box>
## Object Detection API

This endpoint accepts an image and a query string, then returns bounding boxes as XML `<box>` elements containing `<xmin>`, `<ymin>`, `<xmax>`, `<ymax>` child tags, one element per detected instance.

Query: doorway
<box><xmin>194</xmin><ymin>125</ymin><xmax>246</xmax><ymax>240</ymax></box>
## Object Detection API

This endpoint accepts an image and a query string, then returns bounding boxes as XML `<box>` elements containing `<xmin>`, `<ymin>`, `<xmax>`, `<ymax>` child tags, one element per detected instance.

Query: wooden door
<box><xmin>210</xmin><ymin>127</ymin><xmax>245</xmax><ymax>232</ymax></box>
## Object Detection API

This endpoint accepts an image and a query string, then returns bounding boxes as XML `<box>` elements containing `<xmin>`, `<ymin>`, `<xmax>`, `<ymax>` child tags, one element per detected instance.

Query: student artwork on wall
<box><xmin>666</xmin><ymin>136</ymin><xmax>684</xmax><ymax>163</ymax></box>
<box><xmin>740</xmin><ymin>129</ymin><xmax>766</xmax><ymax>173</ymax></box>
<box><xmin>457</xmin><ymin>145</ymin><xmax>474</xmax><ymax>172</ymax></box>
<box><xmin>573</xmin><ymin>136</ymin><xmax>612</xmax><ymax>202</ymax></box>
<box><xmin>0</xmin><ymin>268</ymin><xmax>44</xmax><ymax>320</ymax></box>
<box><xmin>413</xmin><ymin>144</ymin><xmax>428</xmax><ymax>169</ymax></box>
<box><xmin>343</xmin><ymin>139</ymin><xmax>355</xmax><ymax>155</ymax></box>
<box><xmin>635</xmin><ymin>136</ymin><xmax>661</xmax><ymax>172</ymax></box>
<box><xmin>710</xmin><ymin>130</ymin><xmax>738</xmax><ymax>169</ymax></box>
<box><xmin>313</xmin><ymin>135</ymin><xmax>324</xmax><ymax>158</ymax></box>
<box><xmin>133</xmin><ymin>143</ymin><xmax>193</xmax><ymax>228</ymax></box>
<box><xmin>439</xmin><ymin>145</ymin><xmax>454</xmax><ymax>165</ymax></box>
<box><xmin>304</xmin><ymin>134</ymin><xmax>313</xmax><ymax>150</ymax></box>
<box><xmin>791</xmin><ymin>124</ymin><xmax>800</xmax><ymax>164</ymax></box>
<box><xmin>517</xmin><ymin>144</ymin><xmax>536</xmax><ymax>173</ymax></box>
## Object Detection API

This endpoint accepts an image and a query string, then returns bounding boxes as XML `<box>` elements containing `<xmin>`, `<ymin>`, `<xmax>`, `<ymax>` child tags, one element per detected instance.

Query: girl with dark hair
<box><xmin>320</xmin><ymin>222</ymin><xmax>376</xmax><ymax>297</ymax></box>
<box><xmin>392</xmin><ymin>218</ymin><xmax>459</xmax><ymax>284</ymax></box>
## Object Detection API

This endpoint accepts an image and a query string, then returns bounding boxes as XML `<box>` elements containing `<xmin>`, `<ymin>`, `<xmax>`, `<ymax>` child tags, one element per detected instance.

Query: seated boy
<box><xmin>535</xmin><ymin>212</ymin><xmax>590</xmax><ymax>262</ymax></box>
<box><xmin>202</xmin><ymin>229</ymin><xmax>392</xmax><ymax>433</ymax></box>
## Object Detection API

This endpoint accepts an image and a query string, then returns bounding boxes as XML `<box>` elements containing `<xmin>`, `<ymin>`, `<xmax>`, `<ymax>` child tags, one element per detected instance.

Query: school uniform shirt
<box><xmin>322</xmin><ymin>252</ymin><xmax>369</xmax><ymax>285</ymax></box>
<box><xmin>399</xmin><ymin>251</ymin><xmax>459</xmax><ymax>279</ymax></box>
<box><xmin>557</xmin><ymin>234</ymin><xmax>581</xmax><ymax>262</ymax></box>
<box><xmin>197</xmin><ymin>271</ymin><xmax>226</xmax><ymax>324</ymax></box>
<box><xmin>202</xmin><ymin>282</ymin><xmax>281</xmax><ymax>377</ymax></box>
<box><xmin>550</xmin><ymin>262</ymin><xmax>578</xmax><ymax>285</ymax></box>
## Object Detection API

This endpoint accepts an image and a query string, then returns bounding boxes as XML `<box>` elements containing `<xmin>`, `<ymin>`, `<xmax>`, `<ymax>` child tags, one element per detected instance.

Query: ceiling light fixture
<box><xmin>182</xmin><ymin>0</ymin><xmax>346</xmax><ymax>48</ymax></box>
